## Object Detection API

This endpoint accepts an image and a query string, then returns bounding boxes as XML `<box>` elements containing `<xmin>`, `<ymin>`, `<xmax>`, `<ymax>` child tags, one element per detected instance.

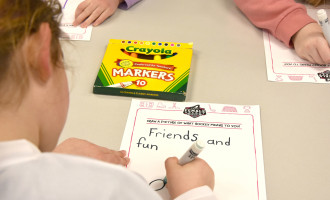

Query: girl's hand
<box><xmin>292</xmin><ymin>23</ymin><xmax>330</xmax><ymax>64</ymax></box>
<box><xmin>73</xmin><ymin>0</ymin><xmax>124</xmax><ymax>27</ymax></box>
<box><xmin>53</xmin><ymin>137</ymin><xmax>130</xmax><ymax>166</ymax></box>
<box><xmin>164</xmin><ymin>157</ymin><xmax>214</xmax><ymax>199</ymax></box>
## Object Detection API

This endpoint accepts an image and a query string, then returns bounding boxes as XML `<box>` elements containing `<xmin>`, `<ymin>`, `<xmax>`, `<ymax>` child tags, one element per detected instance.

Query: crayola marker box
<box><xmin>93</xmin><ymin>39</ymin><xmax>193</xmax><ymax>101</ymax></box>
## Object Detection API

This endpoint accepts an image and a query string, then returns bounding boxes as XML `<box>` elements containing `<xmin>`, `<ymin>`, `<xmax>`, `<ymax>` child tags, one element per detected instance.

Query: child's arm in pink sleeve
<box><xmin>234</xmin><ymin>0</ymin><xmax>315</xmax><ymax>47</ymax></box>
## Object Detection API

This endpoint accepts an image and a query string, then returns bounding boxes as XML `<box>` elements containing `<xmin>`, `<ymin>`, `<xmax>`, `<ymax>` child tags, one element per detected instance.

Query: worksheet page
<box><xmin>263</xmin><ymin>8</ymin><xmax>330</xmax><ymax>83</ymax></box>
<box><xmin>120</xmin><ymin>99</ymin><xmax>267</xmax><ymax>200</ymax></box>
<box><xmin>59</xmin><ymin>0</ymin><xmax>93</xmax><ymax>40</ymax></box>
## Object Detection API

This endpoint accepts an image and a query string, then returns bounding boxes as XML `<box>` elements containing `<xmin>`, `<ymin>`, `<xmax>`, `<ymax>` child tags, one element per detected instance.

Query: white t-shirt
<box><xmin>0</xmin><ymin>140</ymin><xmax>216</xmax><ymax>200</ymax></box>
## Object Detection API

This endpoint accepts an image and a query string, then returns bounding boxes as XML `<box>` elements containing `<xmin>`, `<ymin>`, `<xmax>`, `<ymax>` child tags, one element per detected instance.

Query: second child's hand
<box><xmin>292</xmin><ymin>23</ymin><xmax>330</xmax><ymax>64</ymax></box>
<box><xmin>73</xmin><ymin>0</ymin><xmax>124</xmax><ymax>27</ymax></box>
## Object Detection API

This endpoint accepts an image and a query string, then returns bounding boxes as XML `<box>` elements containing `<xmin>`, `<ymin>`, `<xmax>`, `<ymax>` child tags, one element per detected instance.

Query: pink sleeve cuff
<box><xmin>276</xmin><ymin>8</ymin><xmax>316</xmax><ymax>47</ymax></box>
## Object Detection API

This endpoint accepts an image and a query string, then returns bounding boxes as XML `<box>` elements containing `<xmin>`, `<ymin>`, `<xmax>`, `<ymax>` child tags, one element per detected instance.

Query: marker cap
<box><xmin>191</xmin><ymin>140</ymin><xmax>205</xmax><ymax>154</ymax></box>
<box><xmin>317</xmin><ymin>9</ymin><xmax>328</xmax><ymax>21</ymax></box>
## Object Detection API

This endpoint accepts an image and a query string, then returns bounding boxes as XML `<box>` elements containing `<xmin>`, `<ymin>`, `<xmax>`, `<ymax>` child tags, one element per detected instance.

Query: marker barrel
<box><xmin>179</xmin><ymin>140</ymin><xmax>205</xmax><ymax>165</ymax></box>
<box><xmin>317</xmin><ymin>9</ymin><xmax>330</xmax><ymax>45</ymax></box>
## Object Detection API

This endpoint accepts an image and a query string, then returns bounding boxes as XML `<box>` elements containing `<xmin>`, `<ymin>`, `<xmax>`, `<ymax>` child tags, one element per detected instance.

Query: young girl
<box><xmin>234</xmin><ymin>0</ymin><xmax>330</xmax><ymax>65</ymax></box>
<box><xmin>0</xmin><ymin>0</ymin><xmax>215</xmax><ymax>199</ymax></box>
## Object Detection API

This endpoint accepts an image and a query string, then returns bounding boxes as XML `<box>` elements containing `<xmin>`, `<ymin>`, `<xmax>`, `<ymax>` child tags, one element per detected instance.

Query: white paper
<box><xmin>58</xmin><ymin>0</ymin><xmax>93</xmax><ymax>41</ymax></box>
<box><xmin>263</xmin><ymin>8</ymin><xmax>330</xmax><ymax>83</ymax></box>
<box><xmin>120</xmin><ymin>99</ymin><xmax>267</xmax><ymax>200</ymax></box>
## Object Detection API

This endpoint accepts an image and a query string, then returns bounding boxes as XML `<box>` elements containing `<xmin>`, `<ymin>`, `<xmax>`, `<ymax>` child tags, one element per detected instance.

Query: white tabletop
<box><xmin>60</xmin><ymin>0</ymin><xmax>330</xmax><ymax>199</ymax></box>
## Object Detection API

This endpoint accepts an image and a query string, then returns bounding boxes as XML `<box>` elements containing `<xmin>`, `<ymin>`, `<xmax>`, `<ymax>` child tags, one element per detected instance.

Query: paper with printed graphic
<box><xmin>120</xmin><ymin>99</ymin><xmax>267</xmax><ymax>200</ymax></box>
<box><xmin>263</xmin><ymin>8</ymin><xmax>330</xmax><ymax>83</ymax></box>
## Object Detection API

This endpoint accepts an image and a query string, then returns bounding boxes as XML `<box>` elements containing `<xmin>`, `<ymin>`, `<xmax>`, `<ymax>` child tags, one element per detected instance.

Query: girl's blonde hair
<box><xmin>306</xmin><ymin>0</ymin><xmax>326</xmax><ymax>6</ymax></box>
<box><xmin>0</xmin><ymin>0</ymin><xmax>62</xmax><ymax>105</ymax></box>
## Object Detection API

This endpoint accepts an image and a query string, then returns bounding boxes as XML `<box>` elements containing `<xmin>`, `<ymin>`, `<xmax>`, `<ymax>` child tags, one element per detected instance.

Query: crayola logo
<box><xmin>125</xmin><ymin>46</ymin><xmax>172</xmax><ymax>55</ymax></box>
